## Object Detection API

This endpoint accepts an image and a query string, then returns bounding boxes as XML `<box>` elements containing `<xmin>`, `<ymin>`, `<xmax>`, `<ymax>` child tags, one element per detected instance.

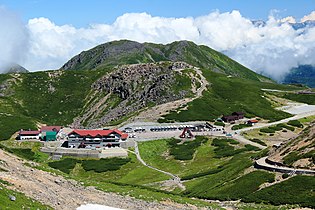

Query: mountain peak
<box><xmin>60</xmin><ymin>40</ymin><xmax>270</xmax><ymax>82</ymax></box>
<box><xmin>2</xmin><ymin>63</ymin><xmax>29</xmax><ymax>74</ymax></box>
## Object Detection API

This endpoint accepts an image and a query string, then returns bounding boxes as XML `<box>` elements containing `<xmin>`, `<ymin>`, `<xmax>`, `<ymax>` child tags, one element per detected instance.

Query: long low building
<box><xmin>18</xmin><ymin>130</ymin><xmax>41</xmax><ymax>140</ymax></box>
<box><xmin>67</xmin><ymin>129</ymin><xmax>128</xmax><ymax>148</ymax></box>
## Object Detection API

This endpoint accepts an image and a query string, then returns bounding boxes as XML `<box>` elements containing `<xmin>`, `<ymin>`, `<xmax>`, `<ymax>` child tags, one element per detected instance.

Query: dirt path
<box><xmin>0</xmin><ymin>149</ymin><xmax>205</xmax><ymax>210</ymax></box>
<box><xmin>134</xmin><ymin>141</ymin><xmax>186</xmax><ymax>190</ymax></box>
<box><xmin>126</xmin><ymin>66</ymin><xmax>209</xmax><ymax>123</ymax></box>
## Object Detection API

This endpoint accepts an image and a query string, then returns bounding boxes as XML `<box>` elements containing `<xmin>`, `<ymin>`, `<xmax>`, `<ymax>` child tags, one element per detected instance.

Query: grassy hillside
<box><xmin>0</xmin><ymin>70</ymin><xmax>106</xmax><ymax>139</ymax></box>
<box><xmin>161</xmin><ymin>70</ymin><xmax>296</xmax><ymax>122</ymax></box>
<box><xmin>244</xmin><ymin>175</ymin><xmax>315</xmax><ymax>208</ymax></box>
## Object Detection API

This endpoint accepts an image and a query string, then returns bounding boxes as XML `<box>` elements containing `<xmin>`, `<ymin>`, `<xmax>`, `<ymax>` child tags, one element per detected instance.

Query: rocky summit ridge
<box><xmin>61</xmin><ymin>40</ymin><xmax>270</xmax><ymax>82</ymax></box>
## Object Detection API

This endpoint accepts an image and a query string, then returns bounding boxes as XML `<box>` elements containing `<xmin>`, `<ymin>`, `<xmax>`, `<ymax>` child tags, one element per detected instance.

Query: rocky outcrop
<box><xmin>74</xmin><ymin>62</ymin><xmax>194</xmax><ymax>128</ymax></box>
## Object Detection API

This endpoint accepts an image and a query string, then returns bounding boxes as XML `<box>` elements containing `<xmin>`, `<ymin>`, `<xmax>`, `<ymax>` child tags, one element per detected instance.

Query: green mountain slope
<box><xmin>161</xmin><ymin>70</ymin><xmax>294</xmax><ymax>123</ymax></box>
<box><xmin>61</xmin><ymin>40</ymin><xmax>270</xmax><ymax>82</ymax></box>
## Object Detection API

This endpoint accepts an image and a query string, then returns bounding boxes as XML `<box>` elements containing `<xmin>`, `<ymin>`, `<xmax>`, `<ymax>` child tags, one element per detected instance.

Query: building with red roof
<box><xmin>40</xmin><ymin>126</ymin><xmax>62</xmax><ymax>133</ymax></box>
<box><xmin>247</xmin><ymin>119</ymin><xmax>259</xmax><ymax>125</ymax></box>
<box><xmin>67</xmin><ymin>129</ymin><xmax>128</xmax><ymax>148</ymax></box>
<box><xmin>18</xmin><ymin>130</ymin><xmax>41</xmax><ymax>140</ymax></box>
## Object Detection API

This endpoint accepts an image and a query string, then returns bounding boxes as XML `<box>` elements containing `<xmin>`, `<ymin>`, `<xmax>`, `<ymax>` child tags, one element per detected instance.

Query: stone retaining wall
<box><xmin>41</xmin><ymin>147</ymin><xmax>128</xmax><ymax>158</ymax></box>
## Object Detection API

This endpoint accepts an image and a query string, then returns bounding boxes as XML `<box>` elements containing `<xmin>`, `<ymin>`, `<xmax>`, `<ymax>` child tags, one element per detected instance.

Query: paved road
<box><xmin>238</xmin><ymin>109</ymin><xmax>315</xmax><ymax>133</ymax></box>
<box><xmin>232</xmin><ymin>134</ymin><xmax>266</xmax><ymax>149</ymax></box>
<box><xmin>255</xmin><ymin>157</ymin><xmax>315</xmax><ymax>175</ymax></box>
<box><xmin>134</xmin><ymin>141</ymin><xmax>186</xmax><ymax>190</ymax></box>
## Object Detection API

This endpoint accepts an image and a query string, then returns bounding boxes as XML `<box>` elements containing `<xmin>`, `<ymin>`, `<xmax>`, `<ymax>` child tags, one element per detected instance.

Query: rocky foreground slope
<box><xmin>0</xmin><ymin>149</ymin><xmax>206</xmax><ymax>210</ymax></box>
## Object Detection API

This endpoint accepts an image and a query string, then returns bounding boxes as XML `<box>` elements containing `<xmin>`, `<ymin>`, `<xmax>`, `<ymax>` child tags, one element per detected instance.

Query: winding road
<box><xmin>255</xmin><ymin>156</ymin><xmax>315</xmax><ymax>175</ymax></box>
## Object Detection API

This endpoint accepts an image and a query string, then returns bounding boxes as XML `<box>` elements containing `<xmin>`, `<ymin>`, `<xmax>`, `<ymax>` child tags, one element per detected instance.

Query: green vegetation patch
<box><xmin>0</xmin><ymin>98</ymin><xmax>37</xmax><ymax>140</ymax></box>
<box><xmin>181</xmin><ymin>167</ymin><xmax>224</xmax><ymax>181</ymax></box>
<box><xmin>232</xmin><ymin>123</ymin><xmax>252</xmax><ymax>130</ymax></box>
<box><xmin>48</xmin><ymin>157</ymin><xmax>131</xmax><ymax>174</ymax></box>
<box><xmin>249</xmin><ymin>138</ymin><xmax>267</xmax><ymax>146</ymax></box>
<box><xmin>282</xmin><ymin>93</ymin><xmax>315</xmax><ymax>105</ymax></box>
<box><xmin>287</xmin><ymin>120</ymin><xmax>303</xmax><ymax>128</ymax></box>
<box><xmin>211</xmin><ymin>138</ymin><xmax>259</xmax><ymax>158</ymax></box>
<box><xmin>48</xmin><ymin>158</ymin><xmax>80</xmax><ymax>174</ymax></box>
<box><xmin>184</xmin><ymin>153</ymin><xmax>253</xmax><ymax>198</ymax></box>
<box><xmin>0</xmin><ymin>141</ymin><xmax>48</xmax><ymax>162</ymax></box>
<box><xmin>260</xmin><ymin>123</ymin><xmax>295</xmax><ymax>133</ymax></box>
<box><xmin>81</xmin><ymin>157</ymin><xmax>131</xmax><ymax>172</ymax></box>
<box><xmin>168</xmin><ymin>136</ymin><xmax>208</xmax><ymax>160</ymax></box>
<box><xmin>196</xmin><ymin>171</ymin><xmax>275</xmax><ymax>200</ymax></box>
<box><xmin>244</xmin><ymin>175</ymin><xmax>315</xmax><ymax>208</ymax></box>
<box><xmin>214</xmin><ymin>121</ymin><xmax>225</xmax><ymax>127</ymax></box>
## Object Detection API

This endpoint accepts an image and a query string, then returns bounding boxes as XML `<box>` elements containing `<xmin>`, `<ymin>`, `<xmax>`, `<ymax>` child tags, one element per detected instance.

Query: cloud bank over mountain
<box><xmin>0</xmin><ymin>7</ymin><xmax>29</xmax><ymax>73</ymax></box>
<box><xmin>1</xmin><ymin>7</ymin><xmax>315</xmax><ymax>81</ymax></box>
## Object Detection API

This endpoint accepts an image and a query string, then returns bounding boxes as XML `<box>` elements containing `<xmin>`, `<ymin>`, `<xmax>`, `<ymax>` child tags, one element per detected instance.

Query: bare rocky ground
<box><xmin>0</xmin><ymin>149</ymin><xmax>213</xmax><ymax>210</ymax></box>
<box><xmin>124</xmin><ymin>66</ymin><xmax>209</xmax><ymax>124</ymax></box>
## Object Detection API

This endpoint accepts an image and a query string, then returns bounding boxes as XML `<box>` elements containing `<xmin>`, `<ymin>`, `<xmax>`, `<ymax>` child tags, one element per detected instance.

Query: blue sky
<box><xmin>1</xmin><ymin>0</ymin><xmax>314</xmax><ymax>27</ymax></box>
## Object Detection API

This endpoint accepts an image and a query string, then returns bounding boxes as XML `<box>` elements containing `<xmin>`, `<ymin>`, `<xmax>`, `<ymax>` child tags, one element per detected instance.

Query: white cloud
<box><xmin>301</xmin><ymin>11</ymin><xmax>315</xmax><ymax>22</ymax></box>
<box><xmin>10</xmin><ymin>10</ymin><xmax>315</xmax><ymax>81</ymax></box>
<box><xmin>0</xmin><ymin>7</ymin><xmax>29</xmax><ymax>72</ymax></box>
<box><xmin>280</xmin><ymin>16</ymin><xmax>296</xmax><ymax>24</ymax></box>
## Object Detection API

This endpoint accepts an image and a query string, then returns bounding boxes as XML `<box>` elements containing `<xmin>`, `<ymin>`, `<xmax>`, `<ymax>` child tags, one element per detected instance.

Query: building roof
<box><xmin>19</xmin><ymin>130</ymin><xmax>40</xmax><ymax>135</ymax></box>
<box><xmin>45</xmin><ymin>131</ymin><xmax>57</xmax><ymax>135</ymax></box>
<box><xmin>69</xmin><ymin>129</ymin><xmax>126</xmax><ymax>138</ymax></box>
<box><xmin>40</xmin><ymin>126</ymin><xmax>62</xmax><ymax>132</ymax></box>
<box><xmin>121</xmin><ymin>133</ymin><xmax>128</xmax><ymax>139</ymax></box>
<box><xmin>232</xmin><ymin>112</ymin><xmax>244</xmax><ymax>116</ymax></box>
<box><xmin>222</xmin><ymin>115</ymin><xmax>238</xmax><ymax>120</ymax></box>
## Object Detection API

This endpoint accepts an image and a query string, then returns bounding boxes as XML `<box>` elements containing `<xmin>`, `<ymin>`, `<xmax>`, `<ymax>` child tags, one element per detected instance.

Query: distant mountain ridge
<box><xmin>2</xmin><ymin>64</ymin><xmax>29</xmax><ymax>74</ymax></box>
<box><xmin>251</xmin><ymin>20</ymin><xmax>315</xmax><ymax>29</ymax></box>
<box><xmin>61</xmin><ymin>40</ymin><xmax>271</xmax><ymax>82</ymax></box>
<box><xmin>283</xmin><ymin>65</ymin><xmax>315</xmax><ymax>88</ymax></box>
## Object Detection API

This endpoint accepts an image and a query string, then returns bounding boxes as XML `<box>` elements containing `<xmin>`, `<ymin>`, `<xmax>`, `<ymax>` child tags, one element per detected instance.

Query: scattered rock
<box><xmin>9</xmin><ymin>194</ymin><xmax>16</xmax><ymax>201</ymax></box>
<box><xmin>54</xmin><ymin>179</ymin><xmax>62</xmax><ymax>185</ymax></box>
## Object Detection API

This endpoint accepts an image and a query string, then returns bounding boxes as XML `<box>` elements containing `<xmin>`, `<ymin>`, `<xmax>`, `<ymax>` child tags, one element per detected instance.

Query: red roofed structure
<box><xmin>40</xmin><ymin>126</ymin><xmax>62</xmax><ymax>133</ymax></box>
<box><xmin>247</xmin><ymin>119</ymin><xmax>259</xmax><ymax>125</ymax></box>
<box><xmin>18</xmin><ymin>130</ymin><xmax>40</xmax><ymax>140</ymax></box>
<box><xmin>68</xmin><ymin>129</ymin><xmax>128</xmax><ymax>148</ymax></box>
